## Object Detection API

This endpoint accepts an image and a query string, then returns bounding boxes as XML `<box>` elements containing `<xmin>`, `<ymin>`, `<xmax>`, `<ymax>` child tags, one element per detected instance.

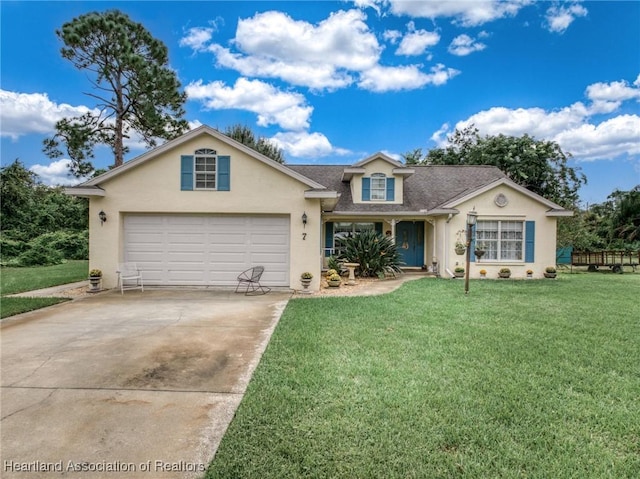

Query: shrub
<box><xmin>454</xmin><ymin>266</ymin><xmax>465</xmax><ymax>273</ymax></box>
<box><xmin>0</xmin><ymin>236</ymin><xmax>29</xmax><ymax>259</ymax></box>
<box><xmin>29</xmin><ymin>230</ymin><xmax>88</xmax><ymax>260</ymax></box>
<box><xmin>338</xmin><ymin>230</ymin><xmax>404</xmax><ymax>278</ymax></box>
<box><xmin>16</xmin><ymin>243</ymin><xmax>64</xmax><ymax>266</ymax></box>
<box><xmin>301</xmin><ymin>272</ymin><xmax>313</xmax><ymax>279</ymax></box>
<box><xmin>545</xmin><ymin>266</ymin><xmax>557</xmax><ymax>273</ymax></box>
<box><xmin>327</xmin><ymin>256</ymin><xmax>342</xmax><ymax>272</ymax></box>
<box><xmin>326</xmin><ymin>269</ymin><xmax>338</xmax><ymax>278</ymax></box>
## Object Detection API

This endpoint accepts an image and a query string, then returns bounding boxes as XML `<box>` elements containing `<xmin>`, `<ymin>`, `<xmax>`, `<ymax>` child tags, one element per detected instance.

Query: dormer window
<box><xmin>371</xmin><ymin>173</ymin><xmax>386</xmax><ymax>200</ymax></box>
<box><xmin>362</xmin><ymin>173</ymin><xmax>395</xmax><ymax>202</ymax></box>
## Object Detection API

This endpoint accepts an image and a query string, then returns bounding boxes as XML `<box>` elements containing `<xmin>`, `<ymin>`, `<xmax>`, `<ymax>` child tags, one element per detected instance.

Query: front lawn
<box><xmin>0</xmin><ymin>260</ymin><xmax>88</xmax><ymax>319</ymax></box>
<box><xmin>207</xmin><ymin>274</ymin><xmax>639</xmax><ymax>478</ymax></box>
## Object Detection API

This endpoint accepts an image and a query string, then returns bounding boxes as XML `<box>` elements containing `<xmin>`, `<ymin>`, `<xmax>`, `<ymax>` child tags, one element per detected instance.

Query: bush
<box><xmin>17</xmin><ymin>243</ymin><xmax>64</xmax><ymax>266</ymax></box>
<box><xmin>30</xmin><ymin>230</ymin><xmax>88</xmax><ymax>260</ymax></box>
<box><xmin>0</xmin><ymin>235</ymin><xmax>29</xmax><ymax>259</ymax></box>
<box><xmin>338</xmin><ymin>230</ymin><xmax>404</xmax><ymax>278</ymax></box>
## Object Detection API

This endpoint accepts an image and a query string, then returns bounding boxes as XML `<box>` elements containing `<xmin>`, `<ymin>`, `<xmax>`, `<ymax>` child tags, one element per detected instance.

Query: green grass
<box><xmin>0</xmin><ymin>260</ymin><xmax>88</xmax><ymax>295</ymax></box>
<box><xmin>0</xmin><ymin>260</ymin><xmax>88</xmax><ymax>318</ymax></box>
<box><xmin>207</xmin><ymin>274</ymin><xmax>640</xmax><ymax>478</ymax></box>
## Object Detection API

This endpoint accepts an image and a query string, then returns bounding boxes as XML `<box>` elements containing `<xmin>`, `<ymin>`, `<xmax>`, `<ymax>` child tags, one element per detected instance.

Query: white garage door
<box><xmin>124</xmin><ymin>215</ymin><xmax>290</xmax><ymax>286</ymax></box>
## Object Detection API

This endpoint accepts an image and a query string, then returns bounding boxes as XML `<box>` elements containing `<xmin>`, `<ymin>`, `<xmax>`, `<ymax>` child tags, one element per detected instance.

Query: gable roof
<box><xmin>288</xmin><ymin>164</ymin><xmax>508</xmax><ymax>214</ymax></box>
<box><xmin>76</xmin><ymin>125</ymin><xmax>327</xmax><ymax>190</ymax></box>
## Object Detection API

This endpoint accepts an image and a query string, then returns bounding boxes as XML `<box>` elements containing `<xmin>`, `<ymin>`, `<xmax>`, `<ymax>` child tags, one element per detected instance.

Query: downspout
<box><xmin>445</xmin><ymin>213</ymin><xmax>455</xmax><ymax>278</ymax></box>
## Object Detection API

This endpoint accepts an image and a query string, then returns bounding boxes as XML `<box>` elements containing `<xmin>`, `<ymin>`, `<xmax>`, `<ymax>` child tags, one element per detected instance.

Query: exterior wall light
<box><xmin>302</xmin><ymin>212</ymin><xmax>307</xmax><ymax>228</ymax></box>
<box><xmin>98</xmin><ymin>210</ymin><xmax>107</xmax><ymax>225</ymax></box>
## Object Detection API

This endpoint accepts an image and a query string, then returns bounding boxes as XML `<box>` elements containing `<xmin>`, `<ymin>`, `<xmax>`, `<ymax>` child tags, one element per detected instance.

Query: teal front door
<box><xmin>396</xmin><ymin>222</ymin><xmax>424</xmax><ymax>267</ymax></box>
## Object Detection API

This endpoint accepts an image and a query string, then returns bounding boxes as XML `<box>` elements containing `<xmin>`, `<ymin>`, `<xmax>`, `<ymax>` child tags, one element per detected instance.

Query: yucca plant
<box><xmin>337</xmin><ymin>230</ymin><xmax>404</xmax><ymax>278</ymax></box>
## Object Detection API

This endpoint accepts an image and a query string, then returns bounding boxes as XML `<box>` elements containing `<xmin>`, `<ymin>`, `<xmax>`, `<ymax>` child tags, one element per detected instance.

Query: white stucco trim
<box><xmin>441</xmin><ymin>177</ymin><xmax>571</xmax><ymax>214</ymax></box>
<box><xmin>79</xmin><ymin>125</ymin><xmax>326</xmax><ymax>190</ymax></box>
<box><xmin>64</xmin><ymin>186</ymin><xmax>105</xmax><ymax>197</ymax></box>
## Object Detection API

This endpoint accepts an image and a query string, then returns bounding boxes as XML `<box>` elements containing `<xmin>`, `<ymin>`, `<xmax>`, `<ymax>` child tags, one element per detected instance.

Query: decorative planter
<box><xmin>544</xmin><ymin>272</ymin><xmax>557</xmax><ymax>279</ymax></box>
<box><xmin>474</xmin><ymin>249</ymin><xmax>485</xmax><ymax>260</ymax></box>
<box><xmin>300</xmin><ymin>278</ymin><xmax>312</xmax><ymax>292</ymax></box>
<box><xmin>455</xmin><ymin>245</ymin><xmax>466</xmax><ymax>255</ymax></box>
<box><xmin>454</xmin><ymin>271</ymin><xmax>464</xmax><ymax>278</ymax></box>
<box><xmin>498</xmin><ymin>272</ymin><xmax>511</xmax><ymax>279</ymax></box>
<box><xmin>88</xmin><ymin>276</ymin><xmax>101</xmax><ymax>292</ymax></box>
<box><xmin>527</xmin><ymin>273</ymin><xmax>533</xmax><ymax>279</ymax></box>
<box><xmin>480</xmin><ymin>273</ymin><xmax>486</xmax><ymax>279</ymax></box>
<box><xmin>327</xmin><ymin>279</ymin><xmax>341</xmax><ymax>288</ymax></box>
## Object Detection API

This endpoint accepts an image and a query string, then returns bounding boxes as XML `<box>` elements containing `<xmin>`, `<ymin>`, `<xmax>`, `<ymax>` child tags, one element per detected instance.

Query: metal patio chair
<box><xmin>235</xmin><ymin>266</ymin><xmax>271</xmax><ymax>296</ymax></box>
<box><xmin>117</xmin><ymin>262</ymin><xmax>144</xmax><ymax>294</ymax></box>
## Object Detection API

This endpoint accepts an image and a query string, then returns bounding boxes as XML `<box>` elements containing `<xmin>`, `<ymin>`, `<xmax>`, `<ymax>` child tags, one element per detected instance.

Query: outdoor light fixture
<box><xmin>465</xmin><ymin>208</ymin><xmax>477</xmax><ymax>295</ymax></box>
<box><xmin>302</xmin><ymin>212</ymin><xmax>308</xmax><ymax>228</ymax></box>
<box><xmin>98</xmin><ymin>210</ymin><xmax>107</xmax><ymax>225</ymax></box>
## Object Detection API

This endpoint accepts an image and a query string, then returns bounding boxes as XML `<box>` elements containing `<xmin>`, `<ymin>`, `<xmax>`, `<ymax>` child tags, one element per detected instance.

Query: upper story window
<box><xmin>476</xmin><ymin>220</ymin><xmax>523</xmax><ymax>261</ymax></box>
<box><xmin>194</xmin><ymin>148</ymin><xmax>216</xmax><ymax>190</ymax></box>
<box><xmin>370</xmin><ymin>173</ymin><xmax>386</xmax><ymax>200</ymax></box>
<box><xmin>363</xmin><ymin>173</ymin><xmax>395</xmax><ymax>201</ymax></box>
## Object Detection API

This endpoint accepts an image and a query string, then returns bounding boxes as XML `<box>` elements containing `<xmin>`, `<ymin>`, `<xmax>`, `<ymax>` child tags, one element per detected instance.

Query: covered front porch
<box><xmin>321</xmin><ymin>216</ymin><xmax>439</xmax><ymax>273</ymax></box>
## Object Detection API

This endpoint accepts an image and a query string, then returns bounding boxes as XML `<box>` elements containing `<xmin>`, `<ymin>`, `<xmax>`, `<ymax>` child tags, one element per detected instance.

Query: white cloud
<box><xmin>186</xmin><ymin>78</ymin><xmax>313</xmax><ymax>130</ymax></box>
<box><xmin>209</xmin><ymin>44</ymin><xmax>354</xmax><ymax>91</ymax></box>
<box><xmin>29</xmin><ymin>159</ymin><xmax>87</xmax><ymax>186</ymax></box>
<box><xmin>185</xmin><ymin>9</ymin><xmax>453</xmax><ymax>94</ymax></box>
<box><xmin>198</xmin><ymin>9</ymin><xmax>381</xmax><ymax>91</ymax></box>
<box><xmin>545</xmin><ymin>3</ymin><xmax>588</xmax><ymax>33</ymax></box>
<box><xmin>179</xmin><ymin>27</ymin><xmax>214</xmax><ymax>51</ymax></box>
<box><xmin>383</xmin><ymin>29</ymin><xmax>402</xmax><ymax>44</ymax></box>
<box><xmin>432</xmin><ymin>75</ymin><xmax>640</xmax><ymax>162</ymax></box>
<box><xmin>359</xmin><ymin>63</ymin><xmax>459</xmax><ymax>92</ymax></box>
<box><xmin>396</xmin><ymin>22</ymin><xmax>440</xmax><ymax>56</ymax></box>
<box><xmin>270</xmin><ymin>131</ymin><xmax>350</xmax><ymax>158</ymax></box>
<box><xmin>448</xmin><ymin>34</ymin><xmax>487</xmax><ymax>56</ymax></box>
<box><xmin>384</xmin><ymin>0</ymin><xmax>531</xmax><ymax>26</ymax></box>
<box><xmin>0</xmin><ymin>90</ymin><xmax>95</xmax><ymax>139</ymax></box>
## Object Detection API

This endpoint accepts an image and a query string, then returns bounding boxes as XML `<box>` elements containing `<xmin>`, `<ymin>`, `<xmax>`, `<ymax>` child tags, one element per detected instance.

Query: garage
<box><xmin>124</xmin><ymin>215</ymin><xmax>290</xmax><ymax>286</ymax></box>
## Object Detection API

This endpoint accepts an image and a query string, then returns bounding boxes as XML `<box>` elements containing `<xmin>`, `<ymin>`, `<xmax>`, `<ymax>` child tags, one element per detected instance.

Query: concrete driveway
<box><xmin>1</xmin><ymin>289</ymin><xmax>291</xmax><ymax>478</ymax></box>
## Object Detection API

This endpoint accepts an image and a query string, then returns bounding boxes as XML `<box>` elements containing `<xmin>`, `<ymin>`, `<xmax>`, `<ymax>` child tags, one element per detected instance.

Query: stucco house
<box><xmin>67</xmin><ymin>125</ymin><xmax>572</xmax><ymax>291</ymax></box>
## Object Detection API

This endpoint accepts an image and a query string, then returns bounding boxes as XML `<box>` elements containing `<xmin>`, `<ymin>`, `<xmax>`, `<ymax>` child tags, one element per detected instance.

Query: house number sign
<box><xmin>302</xmin><ymin>233</ymin><xmax>307</xmax><ymax>240</ymax></box>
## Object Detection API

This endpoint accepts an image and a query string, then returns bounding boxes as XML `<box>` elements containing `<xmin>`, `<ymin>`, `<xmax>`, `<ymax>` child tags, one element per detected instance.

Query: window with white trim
<box><xmin>333</xmin><ymin>222</ymin><xmax>375</xmax><ymax>255</ymax></box>
<box><xmin>194</xmin><ymin>148</ymin><xmax>216</xmax><ymax>190</ymax></box>
<box><xmin>476</xmin><ymin>220</ymin><xmax>524</xmax><ymax>261</ymax></box>
<box><xmin>371</xmin><ymin>173</ymin><xmax>386</xmax><ymax>200</ymax></box>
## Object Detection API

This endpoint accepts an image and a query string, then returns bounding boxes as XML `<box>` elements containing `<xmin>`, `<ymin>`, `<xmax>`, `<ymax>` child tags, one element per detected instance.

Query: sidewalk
<box><xmin>7</xmin><ymin>281</ymin><xmax>91</xmax><ymax>298</ymax></box>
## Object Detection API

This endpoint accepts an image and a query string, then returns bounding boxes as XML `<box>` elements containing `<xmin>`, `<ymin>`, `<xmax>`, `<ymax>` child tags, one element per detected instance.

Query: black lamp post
<box><xmin>464</xmin><ymin>208</ymin><xmax>477</xmax><ymax>295</ymax></box>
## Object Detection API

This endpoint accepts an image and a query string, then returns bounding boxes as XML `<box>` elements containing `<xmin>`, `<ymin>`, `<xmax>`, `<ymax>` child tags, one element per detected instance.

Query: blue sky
<box><xmin>1</xmin><ymin>0</ymin><xmax>639</xmax><ymax>206</ymax></box>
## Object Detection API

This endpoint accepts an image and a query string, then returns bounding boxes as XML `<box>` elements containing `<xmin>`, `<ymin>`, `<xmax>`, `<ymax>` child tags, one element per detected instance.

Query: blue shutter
<box><xmin>386</xmin><ymin>178</ymin><xmax>395</xmax><ymax>201</ymax></box>
<box><xmin>181</xmin><ymin>155</ymin><xmax>193</xmax><ymax>191</ymax></box>
<box><xmin>218</xmin><ymin>156</ymin><xmax>230</xmax><ymax>191</ymax></box>
<box><xmin>362</xmin><ymin>178</ymin><xmax>371</xmax><ymax>201</ymax></box>
<box><xmin>525</xmin><ymin>221</ymin><xmax>535</xmax><ymax>262</ymax></box>
<box><xmin>325</xmin><ymin>222</ymin><xmax>334</xmax><ymax>257</ymax></box>
<box><xmin>469</xmin><ymin>225</ymin><xmax>476</xmax><ymax>261</ymax></box>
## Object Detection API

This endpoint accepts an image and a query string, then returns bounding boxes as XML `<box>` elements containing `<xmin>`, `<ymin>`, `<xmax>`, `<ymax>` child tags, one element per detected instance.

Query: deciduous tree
<box><xmin>410</xmin><ymin>126</ymin><xmax>586</xmax><ymax>208</ymax></box>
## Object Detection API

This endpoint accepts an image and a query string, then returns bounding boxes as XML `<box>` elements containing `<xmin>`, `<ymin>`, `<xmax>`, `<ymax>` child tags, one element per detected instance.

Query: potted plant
<box><xmin>479</xmin><ymin>269</ymin><xmax>487</xmax><ymax>279</ymax></box>
<box><xmin>526</xmin><ymin>269</ymin><xmax>534</xmax><ymax>278</ymax></box>
<box><xmin>455</xmin><ymin>230</ymin><xmax>466</xmax><ymax>255</ymax></box>
<box><xmin>300</xmin><ymin>272</ymin><xmax>313</xmax><ymax>292</ymax></box>
<box><xmin>474</xmin><ymin>242</ymin><xmax>486</xmax><ymax>259</ymax></box>
<box><xmin>88</xmin><ymin>269</ymin><xmax>102</xmax><ymax>292</ymax></box>
<box><xmin>327</xmin><ymin>273</ymin><xmax>342</xmax><ymax>287</ymax></box>
<box><xmin>454</xmin><ymin>266</ymin><xmax>465</xmax><ymax>278</ymax></box>
<box><xmin>544</xmin><ymin>266</ymin><xmax>557</xmax><ymax>279</ymax></box>
<box><xmin>498</xmin><ymin>267</ymin><xmax>511</xmax><ymax>278</ymax></box>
